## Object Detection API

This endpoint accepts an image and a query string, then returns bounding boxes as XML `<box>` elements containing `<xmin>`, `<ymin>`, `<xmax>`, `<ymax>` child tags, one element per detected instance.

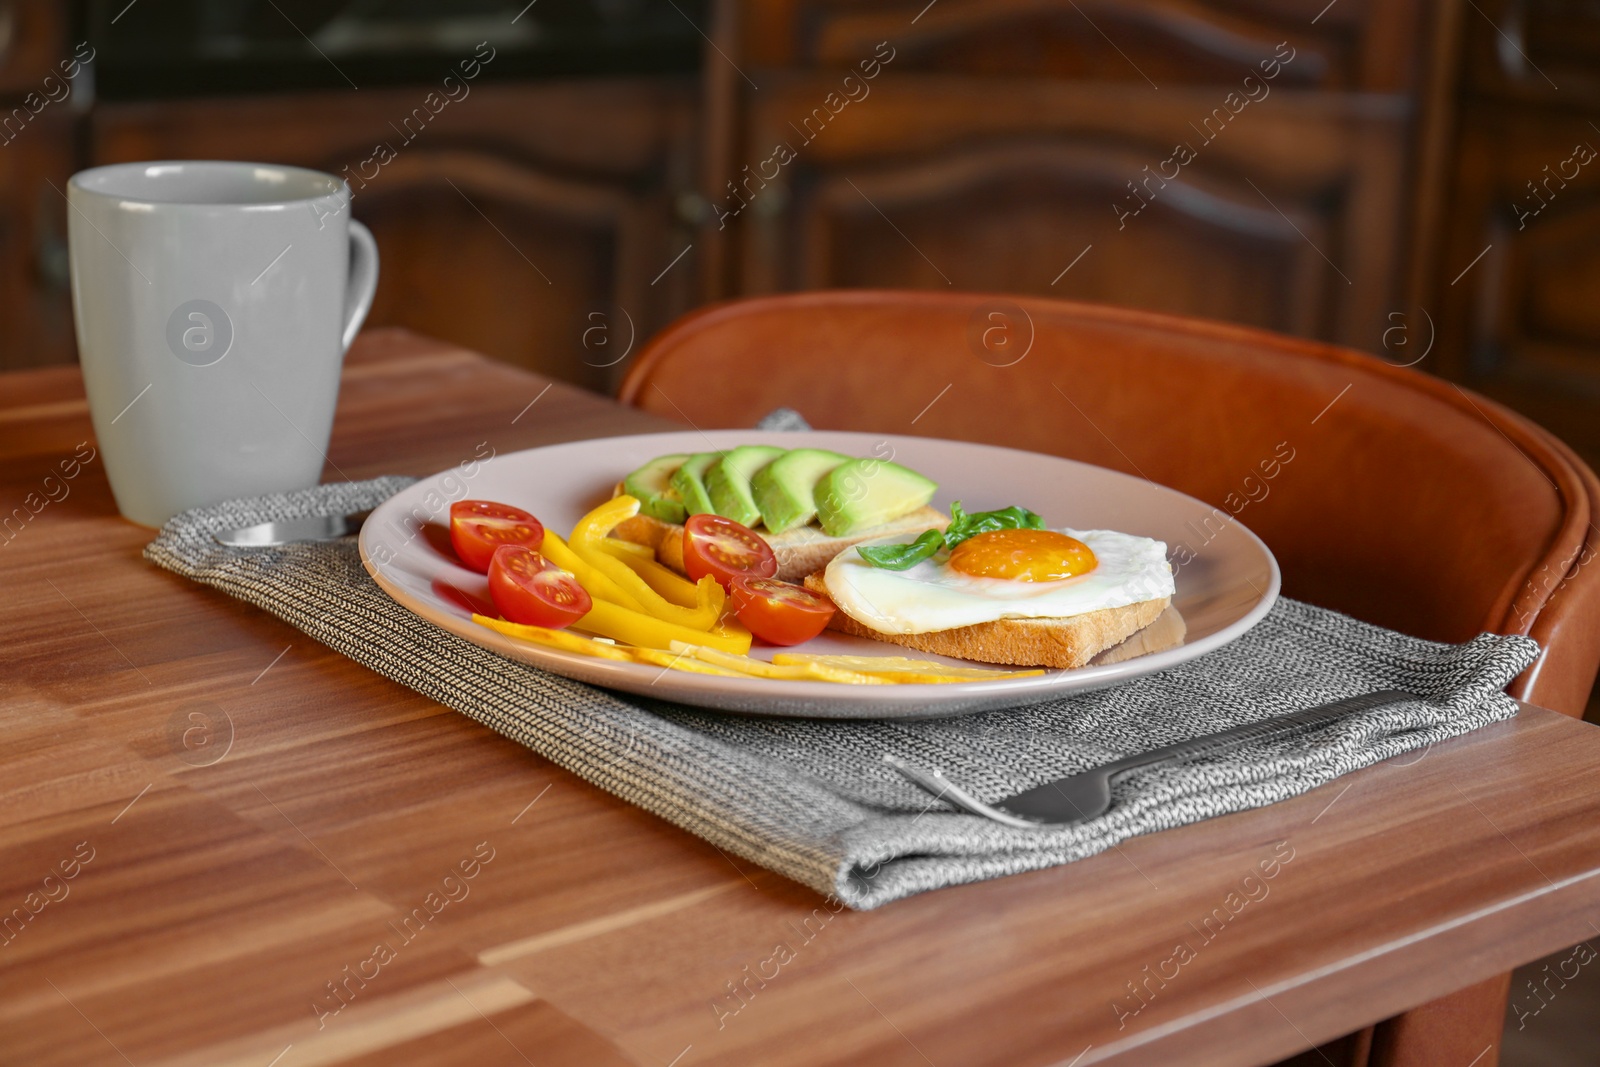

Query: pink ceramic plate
<box><xmin>360</xmin><ymin>431</ymin><xmax>1279</xmax><ymax>719</ymax></box>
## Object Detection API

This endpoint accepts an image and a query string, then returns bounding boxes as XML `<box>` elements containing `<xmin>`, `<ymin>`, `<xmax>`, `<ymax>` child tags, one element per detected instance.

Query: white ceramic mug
<box><xmin>68</xmin><ymin>160</ymin><xmax>379</xmax><ymax>527</ymax></box>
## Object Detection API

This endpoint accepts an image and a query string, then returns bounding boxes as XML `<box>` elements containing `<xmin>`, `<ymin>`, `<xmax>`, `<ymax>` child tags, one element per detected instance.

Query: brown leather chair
<box><xmin>619</xmin><ymin>289</ymin><xmax>1600</xmax><ymax>1066</ymax></box>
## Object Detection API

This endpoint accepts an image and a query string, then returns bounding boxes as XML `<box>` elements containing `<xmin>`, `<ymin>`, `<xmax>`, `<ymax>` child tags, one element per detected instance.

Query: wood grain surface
<box><xmin>2</xmin><ymin>329</ymin><xmax>1598</xmax><ymax>1067</ymax></box>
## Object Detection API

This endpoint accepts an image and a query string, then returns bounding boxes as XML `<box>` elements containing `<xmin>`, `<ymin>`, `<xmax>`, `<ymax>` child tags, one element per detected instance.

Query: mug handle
<box><xmin>341</xmin><ymin>219</ymin><xmax>379</xmax><ymax>352</ymax></box>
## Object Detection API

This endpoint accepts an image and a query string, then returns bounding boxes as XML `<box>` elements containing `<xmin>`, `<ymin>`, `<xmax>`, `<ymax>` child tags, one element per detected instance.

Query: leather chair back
<box><xmin>620</xmin><ymin>291</ymin><xmax>1600</xmax><ymax>718</ymax></box>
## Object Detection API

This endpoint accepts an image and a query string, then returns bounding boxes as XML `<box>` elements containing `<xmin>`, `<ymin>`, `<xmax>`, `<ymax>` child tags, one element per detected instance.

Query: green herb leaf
<box><xmin>855</xmin><ymin>529</ymin><xmax>945</xmax><ymax>570</ymax></box>
<box><xmin>943</xmin><ymin>503</ymin><xmax>1045</xmax><ymax>546</ymax></box>
<box><xmin>853</xmin><ymin>502</ymin><xmax>1048</xmax><ymax>569</ymax></box>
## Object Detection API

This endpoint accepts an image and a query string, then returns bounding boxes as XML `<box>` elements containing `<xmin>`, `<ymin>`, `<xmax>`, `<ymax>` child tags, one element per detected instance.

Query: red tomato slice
<box><xmin>682</xmin><ymin>514</ymin><xmax>777</xmax><ymax>590</ymax></box>
<box><xmin>729</xmin><ymin>577</ymin><xmax>835</xmax><ymax>646</ymax></box>
<box><xmin>450</xmin><ymin>500</ymin><xmax>545</xmax><ymax>574</ymax></box>
<box><xmin>487</xmin><ymin>545</ymin><xmax>592</xmax><ymax>629</ymax></box>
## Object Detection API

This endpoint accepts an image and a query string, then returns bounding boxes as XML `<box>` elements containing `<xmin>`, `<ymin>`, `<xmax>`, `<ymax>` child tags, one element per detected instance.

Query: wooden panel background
<box><xmin>731</xmin><ymin>77</ymin><xmax>1406</xmax><ymax>353</ymax></box>
<box><xmin>695</xmin><ymin>0</ymin><xmax>1431</xmax><ymax>358</ymax></box>
<box><xmin>1435</xmin><ymin>0</ymin><xmax>1600</xmax><ymax>469</ymax></box>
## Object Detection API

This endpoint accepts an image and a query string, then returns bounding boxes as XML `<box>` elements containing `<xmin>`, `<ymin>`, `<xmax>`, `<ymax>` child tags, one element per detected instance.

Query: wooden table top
<box><xmin>4</xmin><ymin>329</ymin><xmax>1600</xmax><ymax>1067</ymax></box>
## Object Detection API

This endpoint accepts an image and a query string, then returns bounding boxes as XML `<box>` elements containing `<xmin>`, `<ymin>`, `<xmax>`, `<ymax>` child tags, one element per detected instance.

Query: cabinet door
<box><xmin>0</xmin><ymin>0</ymin><xmax>75</xmax><ymax>96</ymax></box>
<box><xmin>0</xmin><ymin>110</ymin><xmax>76</xmax><ymax>370</ymax></box>
<box><xmin>734</xmin><ymin>76</ymin><xmax>1405</xmax><ymax>351</ymax></box>
<box><xmin>1436</xmin><ymin>104</ymin><xmax>1600</xmax><ymax>467</ymax></box>
<box><xmin>0</xmin><ymin>0</ymin><xmax>81</xmax><ymax>371</ymax></box>
<box><xmin>742</xmin><ymin>0</ymin><xmax>1429</xmax><ymax>92</ymax></box>
<box><xmin>1462</xmin><ymin>0</ymin><xmax>1600</xmax><ymax>105</ymax></box>
<box><xmin>92</xmin><ymin>79</ymin><xmax>699</xmax><ymax>391</ymax></box>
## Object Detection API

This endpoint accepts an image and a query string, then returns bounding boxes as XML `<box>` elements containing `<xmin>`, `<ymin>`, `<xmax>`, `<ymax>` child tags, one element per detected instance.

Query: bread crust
<box><xmin>801</xmin><ymin>572</ymin><xmax>1170</xmax><ymax>669</ymax></box>
<box><xmin>612</xmin><ymin>506</ymin><xmax>948</xmax><ymax>583</ymax></box>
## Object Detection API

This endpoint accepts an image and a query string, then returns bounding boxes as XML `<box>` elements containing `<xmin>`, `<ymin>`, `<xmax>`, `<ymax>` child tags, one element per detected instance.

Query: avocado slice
<box><xmin>752</xmin><ymin>448</ymin><xmax>850</xmax><ymax>533</ymax></box>
<box><xmin>705</xmin><ymin>445</ymin><xmax>785</xmax><ymax>528</ymax></box>
<box><xmin>669</xmin><ymin>452</ymin><xmax>719</xmax><ymax>517</ymax></box>
<box><xmin>814</xmin><ymin>458</ymin><xmax>938</xmax><ymax>537</ymax></box>
<box><xmin>621</xmin><ymin>453</ymin><xmax>689</xmax><ymax>523</ymax></box>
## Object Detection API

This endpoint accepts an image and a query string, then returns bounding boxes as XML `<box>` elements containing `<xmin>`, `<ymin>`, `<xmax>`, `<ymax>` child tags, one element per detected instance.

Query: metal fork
<box><xmin>884</xmin><ymin>689</ymin><xmax>1420</xmax><ymax>829</ymax></box>
<box><xmin>212</xmin><ymin>510</ymin><xmax>371</xmax><ymax>547</ymax></box>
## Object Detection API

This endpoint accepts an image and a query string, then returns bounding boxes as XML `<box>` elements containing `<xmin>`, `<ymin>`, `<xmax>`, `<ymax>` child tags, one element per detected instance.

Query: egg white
<box><xmin>823</xmin><ymin>528</ymin><xmax>1175</xmax><ymax>635</ymax></box>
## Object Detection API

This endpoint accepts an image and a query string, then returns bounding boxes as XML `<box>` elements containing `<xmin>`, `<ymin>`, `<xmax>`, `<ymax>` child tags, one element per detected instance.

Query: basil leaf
<box><xmin>943</xmin><ymin>503</ymin><xmax>1045</xmax><ymax>546</ymax></box>
<box><xmin>856</xmin><ymin>529</ymin><xmax>944</xmax><ymax>570</ymax></box>
<box><xmin>854</xmin><ymin>503</ymin><xmax>1047</xmax><ymax>569</ymax></box>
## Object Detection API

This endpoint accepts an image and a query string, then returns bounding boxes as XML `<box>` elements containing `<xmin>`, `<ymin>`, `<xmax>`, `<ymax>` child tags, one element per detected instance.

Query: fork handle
<box><xmin>337</xmin><ymin>509</ymin><xmax>373</xmax><ymax>536</ymax></box>
<box><xmin>1099</xmin><ymin>689</ymin><xmax>1420</xmax><ymax>779</ymax></box>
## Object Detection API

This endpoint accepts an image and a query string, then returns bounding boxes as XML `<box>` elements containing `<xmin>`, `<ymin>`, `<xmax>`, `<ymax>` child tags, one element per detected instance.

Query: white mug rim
<box><xmin>69</xmin><ymin>160</ymin><xmax>347</xmax><ymax>208</ymax></box>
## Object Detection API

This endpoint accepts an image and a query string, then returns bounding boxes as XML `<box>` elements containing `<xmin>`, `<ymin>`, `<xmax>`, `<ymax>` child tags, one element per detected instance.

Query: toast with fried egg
<box><xmin>801</xmin><ymin>572</ymin><xmax>1171</xmax><ymax>669</ymax></box>
<box><xmin>805</xmin><ymin>522</ymin><xmax>1177</xmax><ymax>669</ymax></box>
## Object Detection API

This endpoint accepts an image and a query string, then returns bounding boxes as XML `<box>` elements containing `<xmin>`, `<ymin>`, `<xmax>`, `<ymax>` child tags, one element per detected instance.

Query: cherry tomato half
<box><xmin>682</xmin><ymin>514</ymin><xmax>777</xmax><ymax>590</ymax></box>
<box><xmin>450</xmin><ymin>500</ymin><xmax>545</xmax><ymax>574</ymax></box>
<box><xmin>729</xmin><ymin>576</ymin><xmax>835</xmax><ymax>646</ymax></box>
<box><xmin>487</xmin><ymin>545</ymin><xmax>592</xmax><ymax>629</ymax></box>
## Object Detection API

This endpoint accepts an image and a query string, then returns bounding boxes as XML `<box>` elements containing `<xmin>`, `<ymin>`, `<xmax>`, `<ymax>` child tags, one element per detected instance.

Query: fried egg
<box><xmin>823</xmin><ymin>526</ymin><xmax>1174</xmax><ymax>635</ymax></box>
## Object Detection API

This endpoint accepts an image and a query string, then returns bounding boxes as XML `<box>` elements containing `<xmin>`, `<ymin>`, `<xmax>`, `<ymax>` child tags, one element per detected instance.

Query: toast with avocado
<box><xmin>613</xmin><ymin>447</ymin><xmax>944</xmax><ymax>580</ymax></box>
<box><xmin>614</xmin><ymin>504</ymin><xmax>950</xmax><ymax>583</ymax></box>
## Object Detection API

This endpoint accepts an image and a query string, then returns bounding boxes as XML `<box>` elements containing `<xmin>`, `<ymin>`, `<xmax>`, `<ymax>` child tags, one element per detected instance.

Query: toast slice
<box><xmin>613</xmin><ymin>505</ymin><xmax>949</xmax><ymax>584</ymax></box>
<box><xmin>801</xmin><ymin>572</ymin><xmax>1171</xmax><ymax>670</ymax></box>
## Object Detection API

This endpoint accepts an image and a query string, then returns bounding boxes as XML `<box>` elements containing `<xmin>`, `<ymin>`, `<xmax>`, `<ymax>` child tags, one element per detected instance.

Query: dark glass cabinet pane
<box><xmin>87</xmin><ymin>0</ymin><xmax>706</xmax><ymax>98</ymax></box>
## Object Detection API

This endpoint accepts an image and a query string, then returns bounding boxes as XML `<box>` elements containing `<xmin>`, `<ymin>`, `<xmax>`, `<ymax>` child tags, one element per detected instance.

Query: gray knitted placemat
<box><xmin>144</xmin><ymin>477</ymin><xmax>1539</xmax><ymax>909</ymax></box>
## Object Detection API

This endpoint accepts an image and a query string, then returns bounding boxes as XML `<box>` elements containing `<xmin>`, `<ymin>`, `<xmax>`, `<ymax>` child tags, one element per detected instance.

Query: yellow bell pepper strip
<box><xmin>630</xmin><ymin>646</ymin><xmax>752</xmax><ymax>677</ymax></box>
<box><xmin>473</xmin><ymin>614</ymin><xmax>636</xmax><ymax>661</ymax></box>
<box><xmin>602</xmin><ymin>537</ymin><xmax>654</xmax><ymax>560</ymax></box>
<box><xmin>770</xmin><ymin>653</ymin><xmax>1045</xmax><ymax>684</ymax></box>
<box><xmin>575</xmin><ymin>598</ymin><xmax>752</xmax><ymax>654</ymax></box>
<box><xmin>667</xmin><ymin>642</ymin><xmax>889</xmax><ymax>684</ymax></box>
<box><xmin>710</xmin><ymin>613</ymin><xmax>752</xmax><ymax>646</ymax></box>
<box><xmin>595</xmin><ymin>538</ymin><xmax>701</xmax><ymax>608</ymax></box>
<box><xmin>539</xmin><ymin>529</ymin><xmax>645</xmax><ymax>612</ymax></box>
<box><xmin>570</xmin><ymin>496</ymin><xmax>723</xmax><ymax>630</ymax></box>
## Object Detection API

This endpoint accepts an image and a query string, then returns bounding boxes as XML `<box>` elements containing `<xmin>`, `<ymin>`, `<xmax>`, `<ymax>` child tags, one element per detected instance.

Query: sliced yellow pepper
<box><xmin>571</xmin><ymin>496</ymin><xmax>723</xmax><ymax>630</ymax></box>
<box><xmin>575</xmin><ymin>599</ymin><xmax>752</xmax><ymax>655</ymax></box>
<box><xmin>473</xmin><ymin>614</ymin><xmax>636</xmax><ymax>661</ymax></box>
<box><xmin>710</xmin><ymin>614</ymin><xmax>752</xmax><ymax>646</ymax></box>
<box><xmin>668</xmin><ymin>642</ymin><xmax>889</xmax><ymax>684</ymax></box>
<box><xmin>603</xmin><ymin>537</ymin><xmax>654</xmax><ymax>560</ymax></box>
<box><xmin>475</xmin><ymin>612</ymin><xmax>999</xmax><ymax>687</ymax></box>
<box><xmin>539</xmin><ymin>530</ymin><xmax>644</xmax><ymax>612</ymax></box>
<box><xmin>571</xmin><ymin>494</ymin><xmax>649</xmax><ymax>553</ymax></box>
<box><xmin>630</xmin><ymin>646</ymin><xmax>752</xmax><ymax>677</ymax></box>
<box><xmin>771</xmin><ymin>653</ymin><xmax>1046</xmax><ymax>684</ymax></box>
<box><xmin>595</xmin><ymin>538</ymin><xmax>700</xmax><ymax>608</ymax></box>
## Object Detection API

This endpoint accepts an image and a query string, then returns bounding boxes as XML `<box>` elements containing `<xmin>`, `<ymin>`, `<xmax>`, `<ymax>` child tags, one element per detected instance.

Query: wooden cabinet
<box><xmin>91</xmin><ymin>79</ymin><xmax>701</xmax><ymax>393</ymax></box>
<box><xmin>5</xmin><ymin>0</ymin><xmax>1597</xmax><ymax>454</ymax></box>
<box><xmin>705</xmin><ymin>0</ymin><xmax>1436</xmax><ymax>355</ymax></box>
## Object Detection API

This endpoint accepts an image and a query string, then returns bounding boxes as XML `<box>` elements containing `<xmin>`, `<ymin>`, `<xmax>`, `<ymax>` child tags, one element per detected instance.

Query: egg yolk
<box><xmin>946</xmin><ymin>528</ymin><xmax>1097</xmax><ymax>582</ymax></box>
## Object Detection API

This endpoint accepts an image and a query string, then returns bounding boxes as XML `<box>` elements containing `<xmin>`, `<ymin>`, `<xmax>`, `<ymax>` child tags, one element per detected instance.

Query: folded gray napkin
<box><xmin>145</xmin><ymin>478</ymin><xmax>1538</xmax><ymax>909</ymax></box>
